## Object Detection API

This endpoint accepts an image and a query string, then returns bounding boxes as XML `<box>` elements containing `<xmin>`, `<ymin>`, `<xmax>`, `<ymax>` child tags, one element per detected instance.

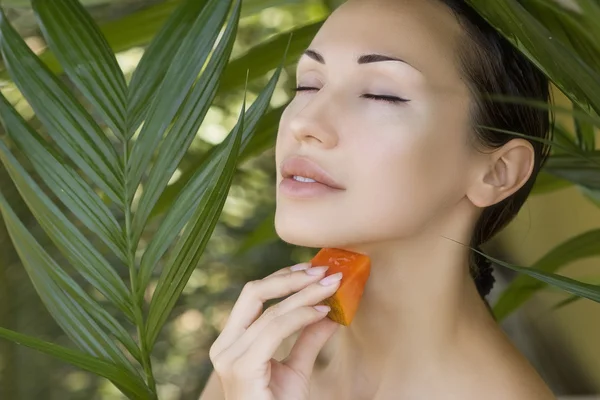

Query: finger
<box><xmin>266</xmin><ymin>262</ymin><xmax>311</xmax><ymax>278</ymax></box>
<box><xmin>284</xmin><ymin>317</ymin><xmax>340</xmax><ymax>378</ymax></box>
<box><xmin>238</xmin><ymin>306</ymin><xmax>331</xmax><ymax>367</ymax></box>
<box><xmin>239</xmin><ymin>273</ymin><xmax>342</xmax><ymax>346</ymax></box>
<box><xmin>225</xmin><ymin>267</ymin><xmax>329</xmax><ymax>331</ymax></box>
<box><xmin>214</xmin><ymin>266</ymin><xmax>330</xmax><ymax>352</ymax></box>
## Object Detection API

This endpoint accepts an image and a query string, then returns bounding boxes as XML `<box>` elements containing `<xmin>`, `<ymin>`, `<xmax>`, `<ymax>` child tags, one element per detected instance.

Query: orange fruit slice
<box><xmin>310</xmin><ymin>248</ymin><xmax>371</xmax><ymax>326</ymax></box>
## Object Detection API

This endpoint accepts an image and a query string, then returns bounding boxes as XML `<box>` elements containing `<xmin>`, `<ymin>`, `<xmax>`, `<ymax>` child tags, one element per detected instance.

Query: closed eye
<box><xmin>292</xmin><ymin>86</ymin><xmax>410</xmax><ymax>104</ymax></box>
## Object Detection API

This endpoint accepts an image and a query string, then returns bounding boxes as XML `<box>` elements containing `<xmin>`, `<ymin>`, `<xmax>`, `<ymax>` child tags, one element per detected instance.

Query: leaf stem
<box><xmin>123</xmin><ymin>140</ymin><xmax>158</xmax><ymax>398</ymax></box>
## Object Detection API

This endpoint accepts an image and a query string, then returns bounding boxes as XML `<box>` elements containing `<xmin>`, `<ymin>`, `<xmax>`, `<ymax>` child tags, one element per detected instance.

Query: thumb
<box><xmin>283</xmin><ymin>316</ymin><xmax>340</xmax><ymax>378</ymax></box>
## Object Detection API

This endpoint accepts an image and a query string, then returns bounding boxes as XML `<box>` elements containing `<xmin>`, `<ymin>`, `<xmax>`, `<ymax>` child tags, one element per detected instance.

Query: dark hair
<box><xmin>437</xmin><ymin>0</ymin><xmax>554</xmax><ymax>299</ymax></box>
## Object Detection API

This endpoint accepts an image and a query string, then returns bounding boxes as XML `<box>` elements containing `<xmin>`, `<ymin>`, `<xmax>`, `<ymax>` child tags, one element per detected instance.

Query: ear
<box><xmin>467</xmin><ymin>138</ymin><xmax>535</xmax><ymax>208</ymax></box>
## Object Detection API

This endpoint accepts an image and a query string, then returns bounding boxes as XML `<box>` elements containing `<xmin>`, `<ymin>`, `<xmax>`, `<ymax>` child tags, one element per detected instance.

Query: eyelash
<box><xmin>292</xmin><ymin>86</ymin><xmax>409</xmax><ymax>104</ymax></box>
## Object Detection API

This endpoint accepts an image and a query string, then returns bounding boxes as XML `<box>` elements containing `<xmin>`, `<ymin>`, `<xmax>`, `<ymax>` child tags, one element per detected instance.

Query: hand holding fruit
<box><xmin>208</xmin><ymin>248</ymin><xmax>371</xmax><ymax>400</ymax></box>
<box><xmin>208</xmin><ymin>262</ymin><xmax>343</xmax><ymax>400</ymax></box>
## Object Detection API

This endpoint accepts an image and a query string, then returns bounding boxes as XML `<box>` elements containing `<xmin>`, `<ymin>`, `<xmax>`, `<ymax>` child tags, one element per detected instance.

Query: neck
<box><xmin>315</xmin><ymin>228</ymin><xmax>498</xmax><ymax>396</ymax></box>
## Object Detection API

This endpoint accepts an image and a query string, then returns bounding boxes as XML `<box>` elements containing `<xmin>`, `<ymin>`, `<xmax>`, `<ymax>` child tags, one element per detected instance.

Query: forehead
<box><xmin>306</xmin><ymin>0</ymin><xmax>465</xmax><ymax>85</ymax></box>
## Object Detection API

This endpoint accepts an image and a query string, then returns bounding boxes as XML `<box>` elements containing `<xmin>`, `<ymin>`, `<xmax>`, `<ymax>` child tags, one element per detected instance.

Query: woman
<box><xmin>201</xmin><ymin>0</ymin><xmax>557</xmax><ymax>398</ymax></box>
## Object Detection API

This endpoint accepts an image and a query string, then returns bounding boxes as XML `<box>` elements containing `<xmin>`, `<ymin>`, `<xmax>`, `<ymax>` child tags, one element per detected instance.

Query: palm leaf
<box><xmin>573</xmin><ymin>105</ymin><xmax>597</xmax><ymax>151</ymax></box>
<box><xmin>146</xmin><ymin>96</ymin><xmax>245</xmax><ymax>347</ymax></box>
<box><xmin>130</xmin><ymin>0</ymin><xmax>240</xmax><ymax>248</ymax></box>
<box><xmin>0</xmin><ymin>0</ymin><xmax>306</xmax><ymax>81</ymax></box>
<box><xmin>218</xmin><ymin>20</ymin><xmax>323</xmax><ymax>93</ymax></box>
<box><xmin>137</xmin><ymin>60</ymin><xmax>286</xmax><ymax>296</ymax></box>
<box><xmin>126</xmin><ymin>0</ymin><xmax>233</xmax><ymax>195</ymax></box>
<box><xmin>126</xmin><ymin>0</ymin><xmax>211</xmax><ymax>134</ymax></box>
<box><xmin>0</xmin><ymin>0</ymin><xmax>287</xmax><ymax>396</ymax></box>
<box><xmin>530</xmin><ymin>171</ymin><xmax>571</xmax><ymax>195</ymax></box>
<box><xmin>0</xmin><ymin>8</ymin><xmax>124</xmax><ymax>207</ymax></box>
<box><xmin>477</xmin><ymin>248</ymin><xmax>600</xmax><ymax>306</ymax></box>
<box><xmin>0</xmin><ymin>92</ymin><xmax>128</xmax><ymax>263</ymax></box>
<box><xmin>32</xmin><ymin>0</ymin><xmax>128</xmax><ymax>140</ymax></box>
<box><xmin>550</xmin><ymin>295</ymin><xmax>581</xmax><ymax>311</ymax></box>
<box><xmin>0</xmin><ymin>327</ymin><xmax>152</xmax><ymax>399</ymax></box>
<box><xmin>235</xmin><ymin>209</ymin><xmax>277</xmax><ymax>256</ymax></box>
<box><xmin>0</xmin><ymin>138</ymin><xmax>134</xmax><ymax>321</ymax></box>
<box><xmin>493</xmin><ymin>229</ymin><xmax>600</xmax><ymax>320</ymax></box>
<box><xmin>467</xmin><ymin>0</ymin><xmax>600</xmax><ymax>117</ymax></box>
<box><xmin>549</xmin><ymin>273</ymin><xmax>600</xmax><ymax>311</ymax></box>
<box><xmin>544</xmin><ymin>151</ymin><xmax>600</xmax><ymax>191</ymax></box>
<box><xmin>522</xmin><ymin>0</ymin><xmax>600</xmax><ymax>69</ymax></box>
<box><xmin>0</xmin><ymin>192</ymin><xmax>139</xmax><ymax>375</ymax></box>
<box><xmin>149</xmin><ymin>103</ymin><xmax>286</xmax><ymax>220</ymax></box>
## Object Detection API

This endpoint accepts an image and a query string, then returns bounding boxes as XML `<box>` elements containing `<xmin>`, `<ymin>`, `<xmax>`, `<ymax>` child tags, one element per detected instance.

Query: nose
<box><xmin>288</xmin><ymin>95</ymin><xmax>339</xmax><ymax>148</ymax></box>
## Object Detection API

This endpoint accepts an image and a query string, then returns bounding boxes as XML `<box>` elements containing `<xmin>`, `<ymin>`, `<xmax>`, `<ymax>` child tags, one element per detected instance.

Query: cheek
<box><xmin>347</xmin><ymin>124</ymin><xmax>471</xmax><ymax>239</ymax></box>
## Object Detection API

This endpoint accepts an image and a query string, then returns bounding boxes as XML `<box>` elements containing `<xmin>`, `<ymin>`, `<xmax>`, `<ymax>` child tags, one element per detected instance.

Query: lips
<box><xmin>280</xmin><ymin>156</ymin><xmax>345</xmax><ymax>190</ymax></box>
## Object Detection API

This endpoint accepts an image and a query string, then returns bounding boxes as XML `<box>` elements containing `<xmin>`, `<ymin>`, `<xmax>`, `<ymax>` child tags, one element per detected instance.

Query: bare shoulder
<box><xmin>448</xmin><ymin>331</ymin><xmax>557</xmax><ymax>400</ymax></box>
<box><xmin>482</xmin><ymin>350</ymin><xmax>557</xmax><ymax>400</ymax></box>
<box><xmin>380</xmin><ymin>325</ymin><xmax>557</xmax><ymax>400</ymax></box>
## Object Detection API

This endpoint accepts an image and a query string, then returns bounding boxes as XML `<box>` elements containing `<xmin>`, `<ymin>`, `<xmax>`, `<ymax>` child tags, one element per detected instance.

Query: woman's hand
<box><xmin>208</xmin><ymin>263</ymin><xmax>342</xmax><ymax>400</ymax></box>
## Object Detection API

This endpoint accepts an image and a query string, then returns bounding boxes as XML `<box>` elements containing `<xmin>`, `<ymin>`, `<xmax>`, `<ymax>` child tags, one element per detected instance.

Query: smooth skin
<box><xmin>207</xmin><ymin>263</ymin><xmax>341</xmax><ymax>400</ymax></box>
<box><xmin>200</xmin><ymin>0</ymin><xmax>557</xmax><ymax>398</ymax></box>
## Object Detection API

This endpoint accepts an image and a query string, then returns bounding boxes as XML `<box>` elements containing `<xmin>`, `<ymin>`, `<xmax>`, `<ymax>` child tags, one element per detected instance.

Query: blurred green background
<box><xmin>0</xmin><ymin>0</ymin><xmax>598</xmax><ymax>399</ymax></box>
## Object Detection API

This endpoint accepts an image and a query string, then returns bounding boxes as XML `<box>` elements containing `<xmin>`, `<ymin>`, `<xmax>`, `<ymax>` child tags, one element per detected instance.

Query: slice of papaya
<box><xmin>310</xmin><ymin>248</ymin><xmax>371</xmax><ymax>326</ymax></box>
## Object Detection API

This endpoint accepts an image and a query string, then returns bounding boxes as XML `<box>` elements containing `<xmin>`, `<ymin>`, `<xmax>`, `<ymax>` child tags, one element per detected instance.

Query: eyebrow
<box><xmin>301</xmin><ymin>48</ymin><xmax>421</xmax><ymax>72</ymax></box>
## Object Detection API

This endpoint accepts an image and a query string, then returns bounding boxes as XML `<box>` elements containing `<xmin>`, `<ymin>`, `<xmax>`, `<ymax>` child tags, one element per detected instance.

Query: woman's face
<box><xmin>275</xmin><ymin>0</ymin><xmax>476</xmax><ymax>249</ymax></box>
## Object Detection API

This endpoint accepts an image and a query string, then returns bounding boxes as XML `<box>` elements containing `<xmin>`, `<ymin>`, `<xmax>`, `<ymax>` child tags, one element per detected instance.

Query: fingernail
<box><xmin>306</xmin><ymin>266</ymin><xmax>329</xmax><ymax>276</ymax></box>
<box><xmin>290</xmin><ymin>263</ymin><xmax>310</xmax><ymax>271</ymax></box>
<box><xmin>314</xmin><ymin>305</ymin><xmax>331</xmax><ymax>313</ymax></box>
<box><xmin>319</xmin><ymin>272</ymin><xmax>342</xmax><ymax>286</ymax></box>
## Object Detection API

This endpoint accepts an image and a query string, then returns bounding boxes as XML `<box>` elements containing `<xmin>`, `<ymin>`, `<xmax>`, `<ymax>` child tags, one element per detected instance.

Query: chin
<box><xmin>274</xmin><ymin>219</ymin><xmax>326</xmax><ymax>248</ymax></box>
<box><xmin>274</xmin><ymin>208</ymin><xmax>369</xmax><ymax>250</ymax></box>
<box><xmin>275</xmin><ymin>209</ymin><xmax>336</xmax><ymax>248</ymax></box>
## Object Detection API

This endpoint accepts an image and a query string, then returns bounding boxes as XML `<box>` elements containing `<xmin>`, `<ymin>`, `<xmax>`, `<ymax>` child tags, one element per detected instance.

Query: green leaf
<box><xmin>579</xmin><ymin>186</ymin><xmax>600</xmax><ymax>208</ymax></box>
<box><xmin>0</xmin><ymin>178</ymin><xmax>141</xmax><ymax>361</ymax></box>
<box><xmin>138</xmin><ymin>63</ymin><xmax>285</xmax><ymax>295</ymax></box>
<box><xmin>478</xmin><ymin>125</ymin><xmax>600</xmax><ymax>171</ymax></box>
<box><xmin>544</xmin><ymin>151</ymin><xmax>600</xmax><ymax>191</ymax></box>
<box><xmin>235</xmin><ymin>209</ymin><xmax>277</xmax><ymax>256</ymax></box>
<box><xmin>240</xmin><ymin>0</ymin><xmax>304</xmax><ymax>15</ymax></box>
<box><xmin>149</xmin><ymin>103</ymin><xmax>285</xmax><ymax>222</ymax></box>
<box><xmin>218</xmin><ymin>20</ymin><xmax>323</xmax><ymax>94</ymax></box>
<box><xmin>145</xmin><ymin>97</ymin><xmax>245</xmax><ymax>347</ymax></box>
<box><xmin>0</xmin><ymin>192</ymin><xmax>138</xmax><ymax>374</ymax></box>
<box><xmin>481</xmin><ymin>250</ymin><xmax>600</xmax><ymax>305</ymax></box>
<box><xmin>466</xmin><ymin>0</ymin><xmax>600</xmax><ymax>117</ymax></box>
<box><xmin>549</xmin><ymin>273</ymin><xmax>600</xmax><ymax>311</ymax></box>
<box><xmin>484</xmin><ymin>93</ymin><xmax>600</xmax><ymax>128</ymax></box>
<box><xmin>550</xmin><ymin>295</ymin><xmax>581</xmax><ymax>311</ymax></box>
<box><xmin>0</xmin><ymin>138</ymin><xmax>134</xmax><ymax>321</ymax></box>
<box><xmin>1</xmin><ymin>0</ymin><xmax>108</xmax><ymax>5</ymax></box>
<box><xmin>552</xmin><ymin>123</ymin><xmax>582</xmax><ymax>156</ymax></box>
<box><xmin>10</xmin><ymin>1</ymin><xmax>184</xmax><ymax>82</ymax></box>
<box><xmin>0</xmin><ymin>327</ymin><xmax>151</xmax><ymax>399</ymax></box>
<box><xmin>0</xmin><ymin>9</ymin><xmax>124</xmax><ymax>207</ymax></box>
<box><xmin>574</xmin><ymin>104</ymin><xmax>597</xmax><ymax>151</ymax></box>
<box><xmin>126</xmin><ymin>0</ymin><xmax>211</xmax><ymax>134</ymax></box>
<box><xmin>521</xmin><ymin>0</ymin><xmax>600</xmax><ymax>69</ymax></box>
<box><xmin>530</xmin><ymin>171</ymin><xmax>571</xmax><ymax>195</ymax></box>
<box><xmin>127</xmin><ymin>0</ymin><xmax>233</xmax><ymax>199</ymax></box>
<box><xmin>131</xmin><ymin>0</ymin><xmax>240</xmax><ymax>248</ymax></box>
<box><xmin>240</xmin><ymin>104</ymin><xmax>286</xmax><ymax>160</ymax></box>
<box><xmin>0</xmin><ymin>92</ymin><xmax>128</xmax><ymax>264</ymax></box>
<box><xmin>32</xmin><ymin>0</ymin><xmax>128</xmax><ymax>140</ymax></box>
<box><xmin>0</xmin><ymin>0</ymin><xmax>306</xmax><ymax>82</ymax></box>
<box><xmin>493</xmin><ymin>229</ymin><xmax>600</xmax><ymax>320</ymax></box>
